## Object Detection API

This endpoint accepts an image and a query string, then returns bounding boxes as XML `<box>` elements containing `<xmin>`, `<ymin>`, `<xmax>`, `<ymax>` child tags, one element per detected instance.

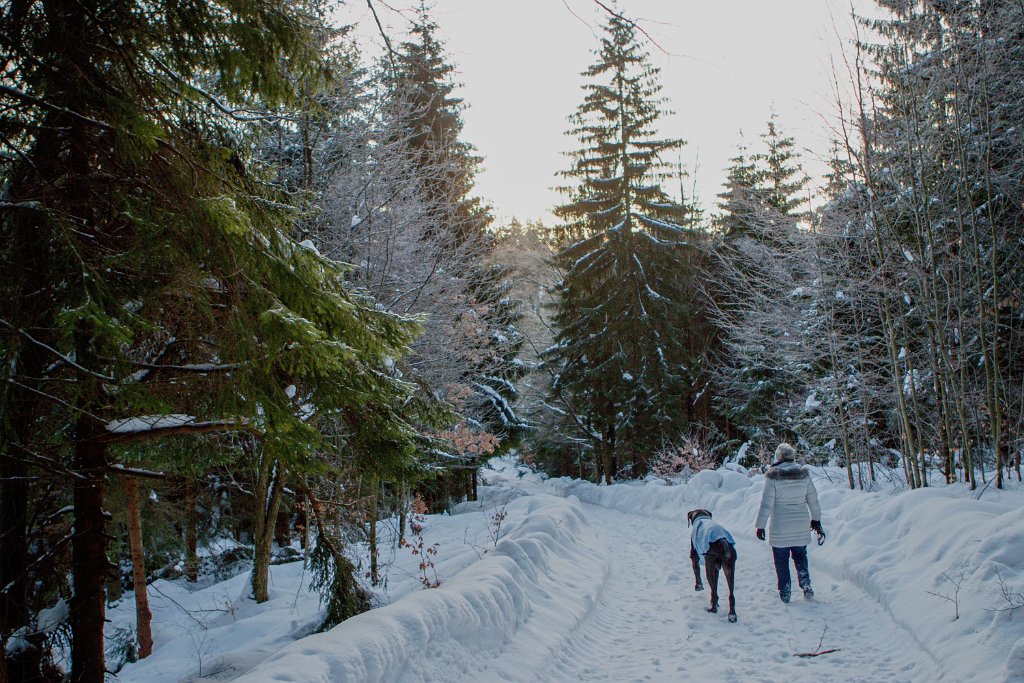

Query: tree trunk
<box><xmin>299</xmin><ymin>496</ymin><xmax>310</xmax><ymax>561</ymax></box>
<box><xmin>0</xmin><ymin>342</ymin><xmax>45</xmax><ymax>680</ymax></box>
<box><xmin>251</xmin><ymin>454</ymin><xmax>285</xmax><ymax>603</ymax></box>
<box><xmin>368</xmin><ymin>476</ymin><xmax>379</xmax><ymax>586</ymax></box>
<box><xmin>0</xmin><ymin>458</ymin><xmax>29</xmax><ymax>661</ymax></box>
<box><xmin>275</xmin><ymin>506</ymin><xmax>290</xmax><ymax>550</ymax></box>
<box><xmin>604</xmin><ymin>421</ymin><xmax>617</xmax><ymax>485</ymax></box>
<box><xmin>70</xmin><ymin>415</ymin><xmax>109</xmax><ymax>683</ymax></box>
<box><xmin>184</xmin><ymin>477</ymin><xmax>198</xmax><ymax>583</ymax></box>
<box><xmin>397</xmin><ymin>482</ymin><xmax>408</xmax><ymax>548</ymax></box>
<box><xmin>601</xmin><ymin>445</ymin><xmax>615</xmax><ymax>485</ymax></box>
<box><xmin>124</xmin><ymin>477</ymin><xmax>153</xmax><ymax>658</ymax></box>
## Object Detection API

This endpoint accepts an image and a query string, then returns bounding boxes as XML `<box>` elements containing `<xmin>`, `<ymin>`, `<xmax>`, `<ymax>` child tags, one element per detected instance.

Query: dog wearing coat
<box><xmin>688</xmin><ymin>509</ymin><xmax>738</xmax><ymax>623</ymax></box>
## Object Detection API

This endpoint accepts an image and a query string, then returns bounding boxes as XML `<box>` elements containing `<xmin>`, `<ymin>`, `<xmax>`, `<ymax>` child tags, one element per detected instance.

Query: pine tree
<box><xmin>546</xmin><ymin>12</ymin><xmax>701</xmax><ymax>483</ymax></box>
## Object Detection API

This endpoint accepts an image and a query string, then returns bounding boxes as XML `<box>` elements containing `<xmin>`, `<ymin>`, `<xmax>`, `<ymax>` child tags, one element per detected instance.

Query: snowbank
<box><xmin>525</xmin><ymin>466</ymin><xmax>1024</xmax><ymax>683</ymax></box>
<box><xmin>233</xmin><ymin>494</ymin><xmax>607</xmax><ymax>683</ymax></box>
<box><xmin>114</xmin><ymin>558</ymin><xmax>323</xmax><ymax>683</ymax></box>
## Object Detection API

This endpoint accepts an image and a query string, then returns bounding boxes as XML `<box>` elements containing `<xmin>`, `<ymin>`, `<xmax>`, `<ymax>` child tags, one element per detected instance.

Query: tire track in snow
<box><xmin>524</xmin><ymin>501</ymin><xmax>942</xmax><ymax>683</ymax></box>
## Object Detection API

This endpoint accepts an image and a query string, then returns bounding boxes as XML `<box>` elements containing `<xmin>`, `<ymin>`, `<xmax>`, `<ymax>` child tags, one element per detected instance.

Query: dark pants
<box><xmin>692</xmin><ymin>539</ymin><xmax>737</xmax><ymax>615</ymax></box>
<box><xmin>771</xmin><ymin>545</ymin><xmax>810</xmax><ymax>596</ymax></box>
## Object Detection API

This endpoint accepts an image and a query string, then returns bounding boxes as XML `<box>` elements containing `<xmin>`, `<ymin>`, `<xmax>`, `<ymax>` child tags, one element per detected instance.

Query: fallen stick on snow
<box><xmin>793</xmin><ymin>621</ymin><xmax>840</xmax><ymax>658</ymax></box>
<box><xmin>793</xmin><ymin>648</ymin><xmax>841</xmax><ymax>658</ymax></box>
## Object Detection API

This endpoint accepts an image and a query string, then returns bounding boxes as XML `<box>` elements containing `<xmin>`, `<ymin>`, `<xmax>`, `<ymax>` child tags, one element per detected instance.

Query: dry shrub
<box><xmin>651</xmin><ymin>434</ymin><xmax>720</xmax><ymax>483</ymax></box>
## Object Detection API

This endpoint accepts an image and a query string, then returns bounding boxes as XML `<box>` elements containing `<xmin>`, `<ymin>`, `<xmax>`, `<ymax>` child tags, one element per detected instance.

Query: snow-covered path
<box><xmin>535</xmin><ymin>500</ymin><xmax>938</xmax><ymax>682</ymax></box>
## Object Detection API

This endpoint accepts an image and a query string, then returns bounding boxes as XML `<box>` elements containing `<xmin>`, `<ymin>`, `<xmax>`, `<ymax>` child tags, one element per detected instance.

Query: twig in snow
<box><xmin>986</xmin><ymin>569</ymin><xmax>1024</xmax><ymax>614</ymax></box>
<box><xmin>926</xmin><ymin>570</ymin><xmax>966</xmax><ymax>620</ymax></box>
<box><xmin>793</xmin><ymin>621</ymin><xmax>841</xmax><ymax>658</ymax></box>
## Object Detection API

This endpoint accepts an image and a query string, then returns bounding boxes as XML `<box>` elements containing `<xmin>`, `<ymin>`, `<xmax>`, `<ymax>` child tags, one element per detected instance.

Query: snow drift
<box><xmin>233</xmin><ymin>494</ymin><xmax>607</xmax><ymax>683</ymax></box>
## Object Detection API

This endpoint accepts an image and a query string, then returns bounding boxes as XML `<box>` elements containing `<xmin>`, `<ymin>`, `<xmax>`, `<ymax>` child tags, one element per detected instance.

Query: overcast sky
<box><xmin>342</xmin><ymin>1</ymin><xmax>878</xmax><ymax>225</ymax></box>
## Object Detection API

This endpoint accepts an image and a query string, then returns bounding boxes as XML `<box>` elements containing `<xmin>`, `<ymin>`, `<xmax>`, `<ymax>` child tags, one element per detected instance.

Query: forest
<box><xmin>0</xmin><ymin>0</ymin><xmax>1021</xmax><ymax>681</ymax></box>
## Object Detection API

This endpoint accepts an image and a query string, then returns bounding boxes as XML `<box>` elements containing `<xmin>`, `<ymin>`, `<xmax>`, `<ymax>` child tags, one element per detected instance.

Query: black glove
<box><xmin>756</xmin><ymin>528</ymin><xmax>766</xmax><ymax>541</ymax></box>
<box><xmin>811</xmin><ymin>520</ymin><xmax>826</xmax><ymax>545</ymax></box>
<box><xmin>695</xmin><ymin>581</ymin><xmax>704</xmax><ymax>591</ymax></box>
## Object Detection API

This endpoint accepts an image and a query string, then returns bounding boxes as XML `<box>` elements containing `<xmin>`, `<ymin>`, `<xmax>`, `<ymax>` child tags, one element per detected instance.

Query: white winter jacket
<box><xmin>755</xmin><ymin>461</ymin><xmax>822</xmax><ymax>548</ymax></box>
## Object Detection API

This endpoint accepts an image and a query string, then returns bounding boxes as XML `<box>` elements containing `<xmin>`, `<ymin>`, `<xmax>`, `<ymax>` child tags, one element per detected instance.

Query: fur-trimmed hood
<box><xmin>766</xmin><ymin>462</ymin><xmax>809</xmax><ymax>481</ymax></box>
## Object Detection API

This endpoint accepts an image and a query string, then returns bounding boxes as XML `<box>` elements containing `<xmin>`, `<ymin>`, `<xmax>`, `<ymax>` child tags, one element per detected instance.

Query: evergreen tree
<box><xmin>708</xmin><ymin>114</ymin><xmax>811</xmax><ymax>446</ymax></box>
<box><xmin>715</xmin><ymin>143</ymin><xmax>760</xmax><ymax>238</ymax></box>
<box><xmin>391</xmin><ymin>5</ymin><xmax>491</xmax><ymax>247</ymax></box>
<box><xmin>753</xmin><ymin>113</ymin><xmax>810</xmax><ymax>219</ymax></box>
<box><xmin>383</xmin><ymin>7</ymin><xmax>527</xmax><ymax>499</ymax></box>
<box><xmin>464</xmin><ymin>263</ymin><xmax>530</xmax><ymax>442</ymax></box>
<box><xmin>0</xmin><ymin>1</ymin><xmax>422</xmax><ymax>678</ymax></box>
<box><xmin>545</xmin><ymin>11</ymin><xmax>701</xmax><ymax>483</ymax></box>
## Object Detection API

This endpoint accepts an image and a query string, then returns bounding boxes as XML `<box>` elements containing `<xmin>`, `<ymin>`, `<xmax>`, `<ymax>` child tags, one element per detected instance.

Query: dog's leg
<box><xmin>705</xmin><ymin>553</ymin><xmax>720</xmax><ymax>613</ymax></box>
<box><xmin>724</xmin><ymin>547</ymin><xmax>737</xmax><ymax>622</ymax></box>
<box><xmin>690</xmin><ymin>543</ymin><xmax>703</xmax><ymax>591</ymax></box>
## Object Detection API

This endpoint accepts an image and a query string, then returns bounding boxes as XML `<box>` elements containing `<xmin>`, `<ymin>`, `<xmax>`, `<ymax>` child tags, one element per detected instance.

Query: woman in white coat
<box><xmin>755</xmin><ymin>443</ymin><xmax>822</xmax><ymax>603</ymax></box>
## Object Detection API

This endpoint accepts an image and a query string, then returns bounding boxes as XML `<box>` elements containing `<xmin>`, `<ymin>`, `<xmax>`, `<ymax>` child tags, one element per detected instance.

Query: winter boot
<box><xmin>728</xmin><ymin>611</ymin><xmax>737</xmax><ymax>623</ymax></box>
<box><xmin>803</xmin><ymin>586</ymin><xmax>814</xmax><ymax>600</ymax></box>
<box><xmin>779</xmin><ymin>590</ymin><xmax>791</xmax><ymax>604</ymax></box>
<box><xmin>707</xmin><ymin>599</ymin><xmax>718</xmax><ymax>614</ymax></box>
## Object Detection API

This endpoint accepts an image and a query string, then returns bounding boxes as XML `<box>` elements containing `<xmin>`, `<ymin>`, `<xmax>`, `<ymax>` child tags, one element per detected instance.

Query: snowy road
<box><xmin>524</xmin><ymin>500</ymin><xmax>939</xmax><ymax>683</ymax></box>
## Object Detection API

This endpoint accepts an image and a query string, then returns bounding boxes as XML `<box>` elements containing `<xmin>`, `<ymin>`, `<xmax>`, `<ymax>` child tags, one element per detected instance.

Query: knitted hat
<box><xmin>774</xmin><ymin>443</ymin><xmax>797</xmax><ymax>461</ymax></box>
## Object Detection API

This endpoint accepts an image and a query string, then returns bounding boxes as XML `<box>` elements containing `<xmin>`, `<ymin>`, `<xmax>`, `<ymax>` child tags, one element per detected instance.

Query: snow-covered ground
<box><xmin>115</xmin><ymin>459</ymin><xmax>1024</xmax><ymax>682</ymax></box>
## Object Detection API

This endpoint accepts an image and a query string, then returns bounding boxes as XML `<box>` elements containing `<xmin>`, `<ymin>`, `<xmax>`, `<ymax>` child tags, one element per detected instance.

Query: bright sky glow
<box><xmin>343</xmin><ymin>1</ymin><xmax>879</xmax><ymax>225</ymax></box>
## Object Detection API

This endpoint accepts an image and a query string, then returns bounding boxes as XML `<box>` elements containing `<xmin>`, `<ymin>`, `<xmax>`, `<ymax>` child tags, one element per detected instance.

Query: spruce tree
<box><xmin>754</xmin><ymin>113</ymin><xmax>810</xmax><ymax>219</ymax></box>
<box><xmin>385</xmin><ymin>7</ymin><xmax>526</xmax><ymax>498</ymax></box>
<box><xmin>391</xmin><ymin>5</ymin><xmax>491</xmax><ymax>247</ymax></box>
<box><xmin>464</xmin><ymin>263</ymin><xmax>530</xmax><ymax>442</ymax></box>
<box><xmin>709</xmin><ymin>116</ymin><xmax>810</xmax><ymax>446</ymax></box>
<box><xmin>715</xmin><ymin>143</ymin><xmax>761</xmax><ymax>238</ymax></box>
<box><xmin>546</xmin><ymin>12</ymin><xmax>700</xmax><ymax>483</ymax></box>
